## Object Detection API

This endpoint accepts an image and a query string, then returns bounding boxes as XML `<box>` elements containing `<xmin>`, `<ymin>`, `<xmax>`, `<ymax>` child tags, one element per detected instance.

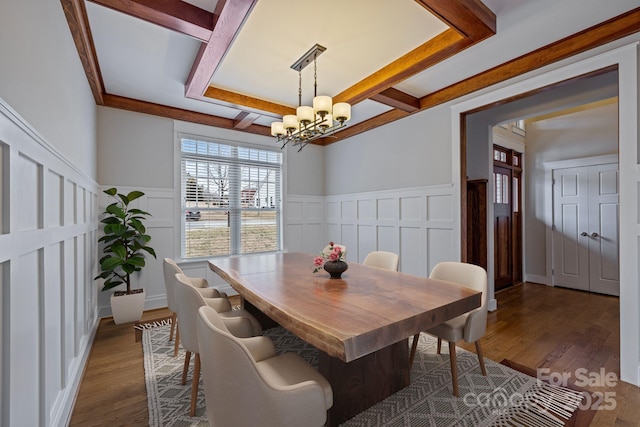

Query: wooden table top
<box><xmin>209</xmin><ymin>252</ymin><xmax>481</xmax><ymax>362</ymax></box>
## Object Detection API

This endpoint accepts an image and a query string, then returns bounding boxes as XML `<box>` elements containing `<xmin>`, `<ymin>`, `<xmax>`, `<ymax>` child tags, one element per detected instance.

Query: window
<box><xmin>513</xmin><ymin>176</ymin><xmax>519</xmax><ymax>212</ymax></box>
<box><xmin>493</xmin><ymin>148</ymin><xmax>508</xmax><ymax>163</ymax></box>
<box><xmin>180</xmin><ymin>137</ymin><xmax>282</xmax><ymax>259</ymax></box>
<box><xmin>493</xmin><ymin>172</ymin><xmax>510</xmax><ymax>204</ymax></box>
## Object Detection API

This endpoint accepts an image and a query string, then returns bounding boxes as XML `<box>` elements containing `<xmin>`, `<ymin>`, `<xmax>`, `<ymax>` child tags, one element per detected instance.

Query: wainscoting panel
<box><xmin>428</xmin><ymin>228</ymin><xmax>455</xmax><ymax>273</ymax></box>
<box><xmin>16</xmin><ymin>153</ymin><xmax>41</xmax><ymax>231</ymax></box>
<box><xmin>11</xmin><ymin>249</ymin><xmax>41</xmax><ymax>427</ymax></box>
<box><xmin>357</xmin><ymin>224</ymin><xmax>376</xmax><ymax>261</ymax></box>
<box><xmin>377</xmin><ymin>225</ymin><xmax>398</xmax><ymax>254</ymax></box>
<box><xmin>46</xmin><ymin>170</ymin><xmax>63</xmax><ymax>227</ymax></box>
<box><xmin>325</xmin><ymin>185</ymin><xmax>456</xmax><ymax>276</ymax></box>
<box><xmin>44</xmin><ymin>242</ymin><xmax>63</xmax><ymax>417</ymax></box>
<box><xmin>400</xmin><ymin>226</ymin><xmax>424</xmax><ymax>276</ymax></box>
<box><xmin>357</xmin><ymin>198</ymin><xmax>376</xmax><ymax>220</ymax></box>
<box><xmin>284</xmin><ymin>195</ymin><xmax>324</xmax><ymax>254</ymax></box>
<box><xmin>0</xmin><ymin>99</ymin><xmax>99</xmax><ymax>427</ymax></box>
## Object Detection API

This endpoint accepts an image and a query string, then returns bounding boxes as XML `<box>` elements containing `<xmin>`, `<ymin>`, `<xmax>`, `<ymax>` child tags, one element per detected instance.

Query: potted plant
<box><xmin>94</xmin><ymin>188</ymin><xmax>156</xmax><ymax>324</ymax></box>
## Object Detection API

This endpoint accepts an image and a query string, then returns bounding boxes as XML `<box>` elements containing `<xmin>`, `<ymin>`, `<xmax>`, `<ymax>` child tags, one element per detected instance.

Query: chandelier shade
<box><xmin>271</xmin><ymin>44</ymin><xmax>351</xmax><ymax>151</ymax></box>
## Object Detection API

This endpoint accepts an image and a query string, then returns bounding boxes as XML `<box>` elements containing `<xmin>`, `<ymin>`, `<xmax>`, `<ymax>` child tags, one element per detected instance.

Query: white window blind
<box><xmin>180</xmin><ymin>138</ymin><xmax>282</xmax><ymax>259</ymax></box>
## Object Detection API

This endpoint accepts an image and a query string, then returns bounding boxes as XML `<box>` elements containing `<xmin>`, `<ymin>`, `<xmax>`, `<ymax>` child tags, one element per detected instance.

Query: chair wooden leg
<box><xmin>189</xmin><ymin>353</ymin><xmax>201</xmax><ymax>417</ymax></box>
<box><xmin>448</xmin><ymin>341</ymin><xmax>459</xmax><ymax>397</ymax></box>
<box><xmin>181</xmin><ymin>351</ymin><xmax>191</xmax><ymax>386</ymax></box>
<box><xmin>174</xmin><ymin>325</ymin><xmax>181</xmax><ymax>357</ymax></box>
<box><xmin>169</xmin><ymin>312</ymin><xmax>176</xmax><ymax>341</ymax></box>
<box><xmin>437</xmin><ymin>338</ymin><xmax>442</xmax><ymax>354</ymax></box>
<box><xmin>475</xmin><ymin>340</ymin><xmax>487</xmax><ymax>376</ymax></box>
<box><xmin>409</xmin><ymin>333</ymin><xmax>420</xmax><ymax>368</ymax></box>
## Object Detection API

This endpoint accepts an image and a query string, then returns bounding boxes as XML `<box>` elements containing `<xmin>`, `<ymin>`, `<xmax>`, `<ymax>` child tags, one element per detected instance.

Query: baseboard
<box><xmin>56</xmin><ymin>315</ymin><xmax>100</xmax><ymax>427</ymax></box>
<box><xmin>525</xmin><ymin>274</ymin><xmax>550</xmax><ymax>285</ymax></box>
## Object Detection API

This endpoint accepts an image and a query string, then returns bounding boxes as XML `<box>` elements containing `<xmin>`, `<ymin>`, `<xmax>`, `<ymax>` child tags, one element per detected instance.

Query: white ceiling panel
<box><xmin>211</xmin><ymin>0</ymin><xmax>448</xmax><ymax>107</ymax></box>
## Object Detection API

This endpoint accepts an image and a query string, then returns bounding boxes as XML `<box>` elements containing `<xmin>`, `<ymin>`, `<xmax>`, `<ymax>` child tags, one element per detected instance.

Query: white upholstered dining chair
<box><xmin>196</xmin><ymin>305</ymin><xmax>333</xmax><ymax>427</ymax></box>
<box><xmin>173</xmin><ymin>273</ymin><xmax>262</xmax><ymax>416</ymax></box>
<box><xmin>162</xmin><ymin>258</ymin><xmax>228</xmax><ymax>356</ymax></box>
<box><xmin>362</xmin><ymin>250</ymin><xmax>399</xmax><ymax>271</ymax></box>
<box><xmin>409</xmin><ymin>261</ymin><xmax>488</xmax><ymax>397</ymax></box>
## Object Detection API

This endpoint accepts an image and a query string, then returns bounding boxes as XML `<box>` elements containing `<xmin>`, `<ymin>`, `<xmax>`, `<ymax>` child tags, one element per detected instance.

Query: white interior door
<box><xmin>587</xmin><ymin>163</ymin><xmax>619</xmax><ymax>295</ymax></box>
<box><xmin>552</xmin><ymin>163</ymin><xmax>619</xmax><ymax>296</ymax></box>
<box><xmin>553</xmin><ymin>166</ymin><xmax>590</xmax><ymax>291</ymax></box>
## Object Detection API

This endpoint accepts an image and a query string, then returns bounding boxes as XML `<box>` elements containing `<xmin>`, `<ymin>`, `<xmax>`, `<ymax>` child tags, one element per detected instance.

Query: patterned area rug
<box><xmin>143</xmin><ymin>324</ymin><xmax>584</xmax><ymax>426</ymax></box>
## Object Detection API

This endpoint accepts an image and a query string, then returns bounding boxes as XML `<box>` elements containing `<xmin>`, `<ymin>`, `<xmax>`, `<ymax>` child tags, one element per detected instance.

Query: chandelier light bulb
<box><xmin>313</xmin><ymin>95</ymin><xmax>332</xmax><ymax>117</ymax></box>
<box><xmin>333</xmin><ymin>102</ymin><xmax>351</xmax><ymax>123</ymax></box>
<box><xmin>271</xmin><ymin>121</ymin><xmax>285</xmax><ymax>137</ymax></box>
<box><xmin>283</xmin><ymin>114</ymin><xmax>299</xmax><ymax>132</ymax></box>
<box><xmin>296</xmin><ymin>106</ymin><xmax>314</xmax><ymax>126</ymax></box>
<box><xmin>319</xmin><ymin>113</ymin><xmax>333</xmax><ymax>130</ymax></box>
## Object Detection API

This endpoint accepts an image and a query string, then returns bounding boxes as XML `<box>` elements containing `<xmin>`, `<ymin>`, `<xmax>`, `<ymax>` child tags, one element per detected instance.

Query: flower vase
<box><xmin>323</xmin><ymin>260</ymin><xmax>348</xmax><ymax>279</ymax></box>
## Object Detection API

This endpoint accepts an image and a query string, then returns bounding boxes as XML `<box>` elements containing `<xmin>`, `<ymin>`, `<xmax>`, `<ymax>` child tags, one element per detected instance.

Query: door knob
<box><xmin>580</xmin><ymin>232</ymin><xmax>588</xmax><ymax>236</ymax></box>
<box><xmin>591</xmin><ymin>232</ymin><xmax>599</xmax><ymax>238</ymax></box>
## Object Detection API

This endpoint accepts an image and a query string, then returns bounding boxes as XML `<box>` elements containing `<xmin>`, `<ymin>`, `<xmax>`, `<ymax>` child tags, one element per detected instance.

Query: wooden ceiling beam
<box><xmin>370</xmin><ymin>88</ymin><xmax>420</xmax><ymax>112</ymax></box>
<box><xmin>415</xmin><ymin>0</ymin><xmax>496</xmax><ymax>39</ymax></box>
<box><xmin>103</xmin><ymin>94</ymin><xmax>271</xmax><ymax>136</ymax></box>
<box><xmin>184</xmin><ymin>0</ymin><xmax>257</xmax><ymax>99</ymax></box>
<box><xmin>334</xmin><ymin>29</ymin><xmax>468</xmax><ymax>105</ymax></box>
<box><xmin>315</xmin><ymin>109</ymin><xmax>410</xmax><ymax>146</ymax></box>
<box><xmin>233</xmin><ymin>111</ymin><xmax>261</xmax><ymax>129</ymax></box>
<box><xmin>203</xmin><ymin>86</ymin><xmax>295</xmax><ymax>118</ymax></box>
<box><xmin>60</xmin><ymin>0</ymin><xmax>105</xmax><ymax>104</ymax></box>
<box><xmin>87</xmin><ymin>0</ymin><xmax>214</xmax><ymax>42</ymax></box>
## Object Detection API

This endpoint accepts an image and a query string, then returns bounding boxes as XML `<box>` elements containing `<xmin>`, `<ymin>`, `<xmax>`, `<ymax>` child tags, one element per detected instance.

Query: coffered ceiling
<box><xmin>59</xmin><ymin>1</ymin><xmax>640</xmax><ymax>146</ymax></box>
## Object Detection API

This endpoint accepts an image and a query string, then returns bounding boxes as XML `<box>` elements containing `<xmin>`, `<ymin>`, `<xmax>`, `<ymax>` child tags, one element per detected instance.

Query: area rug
<box><xmin>143</xmin><ymin>324</ymin><xmax>584</xmax><ymax>426</ymax></box>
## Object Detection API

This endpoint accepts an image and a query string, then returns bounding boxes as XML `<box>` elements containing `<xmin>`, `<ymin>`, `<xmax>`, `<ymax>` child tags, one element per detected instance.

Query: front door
<box><xmin>492</xmin><ymin>145</ymin><xmax>523</xmax><ymax>291</ymax></box>
<box><xmin>494</xmin><ymin>165</ymin><xmax>512</xmax><ymax>290</ymax></box>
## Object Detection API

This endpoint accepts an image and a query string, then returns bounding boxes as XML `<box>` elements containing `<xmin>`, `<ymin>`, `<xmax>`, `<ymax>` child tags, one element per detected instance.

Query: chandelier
<box><xmin>270</xmin><ymin>44</ymin><xmax>351</xmax><ymax>151</ymax></box>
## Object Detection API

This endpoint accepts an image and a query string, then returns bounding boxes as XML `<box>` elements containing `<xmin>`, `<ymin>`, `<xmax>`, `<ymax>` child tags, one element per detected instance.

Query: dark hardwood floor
<box><xmin>69</xmin><ymin>283</ymin><xmax>640</xmax><ymax>426</ymax></box>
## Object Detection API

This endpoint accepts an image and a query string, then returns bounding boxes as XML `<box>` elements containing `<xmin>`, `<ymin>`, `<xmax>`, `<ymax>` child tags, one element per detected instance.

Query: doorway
<box><xmin>453</xmin><ymin>44</ymin><xmax>638</xmax><ymax>386</ymax></box>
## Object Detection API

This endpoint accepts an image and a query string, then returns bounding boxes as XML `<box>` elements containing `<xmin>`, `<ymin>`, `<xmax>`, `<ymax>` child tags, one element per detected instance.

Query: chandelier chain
<box><xmin>298</xmin><ymin>70</ymin><xmax>302</xmax><ymax>107</ymax></box>
<box><xmin>314</xmin><ymin>54</ymin><xmax>318</xmax><ymax>98</ymax></box>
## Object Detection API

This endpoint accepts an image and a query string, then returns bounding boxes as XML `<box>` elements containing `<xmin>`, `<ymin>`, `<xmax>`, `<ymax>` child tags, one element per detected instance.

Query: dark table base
<box><xmin>320</xmin><ymin>340</ymin><xmax>410</xmax><ymax>427</ymax></box>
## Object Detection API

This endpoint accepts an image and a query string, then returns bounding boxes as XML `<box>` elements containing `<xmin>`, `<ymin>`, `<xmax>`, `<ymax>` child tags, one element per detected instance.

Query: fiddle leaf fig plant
<box><xmin>94</xmin><ymin>188</ymin><xmax>157</xmax><ymax>294</ymax></box>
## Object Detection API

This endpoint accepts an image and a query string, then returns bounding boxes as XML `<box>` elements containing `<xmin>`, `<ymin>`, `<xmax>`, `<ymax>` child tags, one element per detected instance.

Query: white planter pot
<box><xmin>110</xmin><ymin>290</ymin><xmax>145</xmax><ymax>324</ymax></box>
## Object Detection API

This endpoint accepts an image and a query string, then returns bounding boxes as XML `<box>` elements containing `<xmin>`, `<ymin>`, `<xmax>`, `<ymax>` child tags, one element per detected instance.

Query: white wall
<box><xmin>0</xmin><ymin>0</ymin><xmax>98</xmax><ymax>179</ymax></box>
<box><xmin>97</xmin><ymin>108</ymin><xmax>174</xmax><ymax>188</ymax></box>
<box><xmin>0</xmin><ymin>1</ymin><xmax>100</xmax><ymax>426</ymax></box>
<box><xmin>325</xmin><ymin>107</ymin><xmax>453</xmax><ymax>194</ymax></box>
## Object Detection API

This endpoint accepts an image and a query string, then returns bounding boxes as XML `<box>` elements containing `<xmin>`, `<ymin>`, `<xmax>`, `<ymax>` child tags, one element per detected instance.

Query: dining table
<box><xmin>208</xmin><ymin>252</ymin><xmax>481</xmax><ymax>426</ymax></box>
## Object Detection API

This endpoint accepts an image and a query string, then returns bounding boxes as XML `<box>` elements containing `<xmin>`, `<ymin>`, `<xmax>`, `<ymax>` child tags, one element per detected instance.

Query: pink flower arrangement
<box><xmin>313</xmin><ymin>242</ymin><xmax>346</xmax><ymax>273</ymax></box>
